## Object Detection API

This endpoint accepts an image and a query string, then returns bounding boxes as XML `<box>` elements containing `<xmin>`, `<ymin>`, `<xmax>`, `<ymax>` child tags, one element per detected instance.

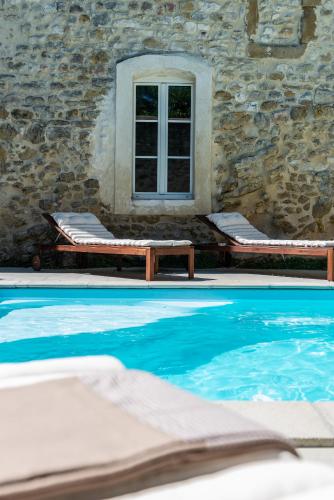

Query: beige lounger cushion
<box><xmin>52</xmin><ymin>212</ymin><xmax>192</xmax><ymax>247</ymax></box>
<box><xmin>207</xmin><ymin>212</ymin><xmax>334</xmax><ymax>248</ymax></box>
<box><xmin>0</xmin><ymin>369</ymin><xmax>296</xmax><ymax>499</ymax></box>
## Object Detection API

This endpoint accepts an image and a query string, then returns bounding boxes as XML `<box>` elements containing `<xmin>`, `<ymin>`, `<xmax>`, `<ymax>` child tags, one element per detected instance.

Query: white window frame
<box><xmin>133</xmin><ymin>82</ymin><xmax>194</xmax><ymax>200</ymax></box>
<box><xmin>115</xmin><ymin>54</ymin><xmax>213</xmax><ymax>216</ymax></box>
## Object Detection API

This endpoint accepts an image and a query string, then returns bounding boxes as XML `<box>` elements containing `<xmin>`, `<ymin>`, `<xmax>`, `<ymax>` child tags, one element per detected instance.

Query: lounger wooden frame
<box><xmin>196</xmin><ymin>215</ymin><xmax>334</xmax><ymax>281</ymax></box>
<box><xmin>32</xmin><ymin>214</ymin><xmax>195</xmax><ymax>281</ymax></box>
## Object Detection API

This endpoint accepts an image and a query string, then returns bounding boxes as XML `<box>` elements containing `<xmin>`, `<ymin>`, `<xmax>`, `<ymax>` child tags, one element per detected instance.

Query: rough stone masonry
<box><xmin>0</xmin><ymin>0</ymin><xmax>334</xmax><ymax>264</ymax></box>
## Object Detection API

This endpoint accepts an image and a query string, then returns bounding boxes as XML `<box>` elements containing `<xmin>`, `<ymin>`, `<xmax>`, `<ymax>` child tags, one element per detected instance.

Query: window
<box><xmin>134</xmin><ymin>83</ymin><xmax>193</xmax><ymax>199</ymax></box>
<box><xmin>114</xmin><ymin>54</ymin><xmax>212</xmax><ymax>215</ymax></box>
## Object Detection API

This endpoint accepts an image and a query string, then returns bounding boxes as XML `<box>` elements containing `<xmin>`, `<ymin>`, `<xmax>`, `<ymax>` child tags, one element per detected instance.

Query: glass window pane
<box><xmin>168</xmin><ymin>123</ymin><xmax>191</xmax><ymax>156</ymax></box>
<box><xmin>135</xmin><ymin>159</ymin><xmax>157</xmax><ymax>193</ymax></box>
<box><xmin>136</xmin><ymin>122</ymin><xmax>158</xmax><ymax>156</ymax></box>
<box><xmin>168</xmin><ymin>159</ymin><xmax>190</xmax><ymax>193</ymax></box>
<box><xmin>168</xmin><ymin>86</ymin><xmax>191</xmax><ymax>119</ymax></box>
<box><xmin>136</xmin><ymin>85</ymin><xmax>158</xmax><ymax>120</ymax></box>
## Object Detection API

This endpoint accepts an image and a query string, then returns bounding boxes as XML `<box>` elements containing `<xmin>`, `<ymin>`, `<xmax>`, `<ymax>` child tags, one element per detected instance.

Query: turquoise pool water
<box><xmin>0</xmin><ymin>288</ymin><xmax>334</xmax><ymax>401</ymax></box>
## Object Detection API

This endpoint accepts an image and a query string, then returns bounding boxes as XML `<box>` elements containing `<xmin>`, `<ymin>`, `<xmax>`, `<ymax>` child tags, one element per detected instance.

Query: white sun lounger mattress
<box><xmin>207</xmin><ymin>213</ymin><xmax>334</xmax><ymax>248</ymax></box>
<box><xmin>52</xmin><ymin>213</ymin><xmax>192</xmax><ymax>247</ymax></box>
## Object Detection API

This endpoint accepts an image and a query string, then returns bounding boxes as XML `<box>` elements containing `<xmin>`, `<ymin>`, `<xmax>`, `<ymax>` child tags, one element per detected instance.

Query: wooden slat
<box><xmin>155</xmin><ymin>246</ymin><xmax>194</xmax><ymax>256</ymax></box>
<box><xmin>225</xmin><ymin>245</ymin><xmax>328</xmax><ymax>257</ymax></box>
<box><xmin>188</xmin><ymin>247</ymin><xmax>195</xmax><ymax>279</ymax></box>
<box><xmin>196</xmin><ymin>243</ymin><xmax>328</xmax><ymax>257</ymax></box>
<box><xmin>41</xmin><ymin>244</ymin><xmax>148</xmax><ymax>256</ymax></box>
<box><xmin>328</xmin><ymin>249</ymin><xmax>334</xmax><ymax>281</ymax></box>
<box><xmin>146</xmin><ymin>248</ymin><xmax>155</xmax><ymax>281</ymax></box>
<box><xmin>41</xmin><ymin>244</ymin><xmax>194</xmax><ymax>257</ymax></box>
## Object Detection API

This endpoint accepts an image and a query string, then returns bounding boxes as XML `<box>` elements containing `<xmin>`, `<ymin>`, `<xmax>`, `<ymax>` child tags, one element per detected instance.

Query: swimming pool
<box><xmin>0</xmin><ymin>287</ymin><xmax>334</xmax><ymax>401</ymax></box>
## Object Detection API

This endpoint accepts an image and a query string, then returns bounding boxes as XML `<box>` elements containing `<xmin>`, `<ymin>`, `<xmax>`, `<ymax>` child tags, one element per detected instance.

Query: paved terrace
<box><xmin>1</xmin><ymin>266</ymin><xmax>334</xmax><ymax>465</ymax></box>
<box><xmin>0</xmin><ymin>267</ymin><xmax>333</xmax><ymax>288</ymax></box>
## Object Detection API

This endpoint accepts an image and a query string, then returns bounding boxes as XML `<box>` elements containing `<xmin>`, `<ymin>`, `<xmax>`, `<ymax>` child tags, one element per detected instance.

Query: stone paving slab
<box><xmin>298</xmin><ymin>448</ymin><xmax>334</xmax><ymax>465</ymax></box>
<box><xmin>314</xmin><ymin>404</ymin><xmax>334</xmax><ymax>436</ymax></box>
<box><xmin>0</xmin><ymin>268</ymin><xmax>331</xmax><ymax>288</ymax></box>
<box><xmin>221</xmin><ymin>402</ymin><xmax>334</xmax><ymax>447</ymax></box>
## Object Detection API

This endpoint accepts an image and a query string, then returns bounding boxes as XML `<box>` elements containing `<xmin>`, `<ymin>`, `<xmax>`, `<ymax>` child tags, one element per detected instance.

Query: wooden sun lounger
<box><xmin>196</xmin><ymin>215</ymin><xmax>334</xmax><ymax>281</ymax></box>
<box><xmin>32</xmin><ymin>213</ymin><xmax>194</xmax><ymax>281</ymax></box>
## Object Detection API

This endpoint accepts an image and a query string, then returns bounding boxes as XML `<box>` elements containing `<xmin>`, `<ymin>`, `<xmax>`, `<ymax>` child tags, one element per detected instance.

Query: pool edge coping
<box><xmin>1</xmin><ymin>284</ymin><xmax>334</xmax><ymax>289</ymax></box>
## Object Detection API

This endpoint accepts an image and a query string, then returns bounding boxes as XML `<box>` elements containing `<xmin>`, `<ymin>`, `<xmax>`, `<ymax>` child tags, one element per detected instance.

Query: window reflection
<box><xmin>136</xmin><ymin>122</ymin><xmax>158</xmax><ymax>156</ymax></box>
<box><xmin>168</xmin><ymin>123</ymin><xmax>191</xmax><ymax>157</ymax></box>
<box><xmin>136</xmin><ymin>86</ymin><xmax>158</xmax><ymax>120</ymax></box>
<box><xmin>168</xmin><ymin>86</ymin><xmax>191</xmax><ymax>119</ymax></box>
<box><xmin>135</xmin><ymin>159</ymin><xmax>157</xmax><ymax>192</ymax></box>
<box><xmin>168</xmin><ymin>160</ymin><xmax>190</xmax><ymax>193</ymax></box>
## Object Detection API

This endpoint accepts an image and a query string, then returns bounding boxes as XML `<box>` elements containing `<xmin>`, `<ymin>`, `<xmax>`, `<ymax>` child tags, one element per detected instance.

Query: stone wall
<box><xmin>0</xmin><ymin>0</ymin><xmax>334</xmax><ymax>264</ymax></box>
